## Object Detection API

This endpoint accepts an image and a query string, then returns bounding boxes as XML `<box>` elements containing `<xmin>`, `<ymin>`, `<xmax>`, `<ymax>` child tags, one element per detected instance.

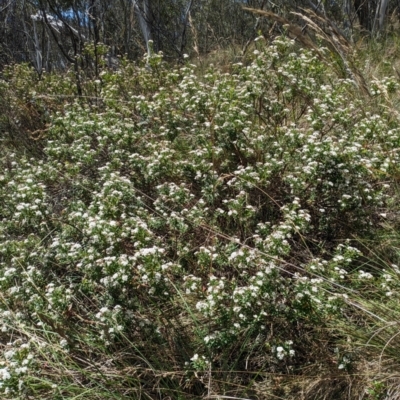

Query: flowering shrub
<box><xmin>1</xmin><ymin>36</ymin><xmax>400</xmax><ymax>398</ymax></box>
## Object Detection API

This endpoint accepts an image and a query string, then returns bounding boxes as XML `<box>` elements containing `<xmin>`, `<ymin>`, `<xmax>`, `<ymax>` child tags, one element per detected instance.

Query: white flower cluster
<box><xmin>273</xmin><ymin>341</ymin><xmax>295</xmax><ymax>361</ymax></box>
<box><xmin>0</xmin><ymin>339</ymin><xmax>35</xmax><ymax>393</ymax></box>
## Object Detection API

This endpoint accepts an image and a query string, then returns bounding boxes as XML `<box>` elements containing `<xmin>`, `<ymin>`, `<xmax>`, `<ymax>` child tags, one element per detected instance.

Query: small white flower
<box><xmin>15</xmin><ymin>366</ymin><xmax>28</xmax><ymax>375</ymax></box>
<box><xmin>0</xmin><ymin>368</ymin><xmax>11</xmax><ymax>380</ymax></box>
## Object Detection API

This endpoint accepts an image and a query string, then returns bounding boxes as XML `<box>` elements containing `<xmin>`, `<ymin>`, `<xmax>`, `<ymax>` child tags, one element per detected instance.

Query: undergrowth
<box><xmin>1</xmin><ymin>35</ymin><xmax>400</xmax><ymax>399</ymax></box>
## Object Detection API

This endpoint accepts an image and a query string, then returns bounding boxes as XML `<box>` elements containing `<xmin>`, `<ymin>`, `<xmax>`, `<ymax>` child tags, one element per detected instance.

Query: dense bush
<box><xmin>1</xmin><ymin>37</ymin><xmax>400</xmax><ymax>399</ymax></box>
